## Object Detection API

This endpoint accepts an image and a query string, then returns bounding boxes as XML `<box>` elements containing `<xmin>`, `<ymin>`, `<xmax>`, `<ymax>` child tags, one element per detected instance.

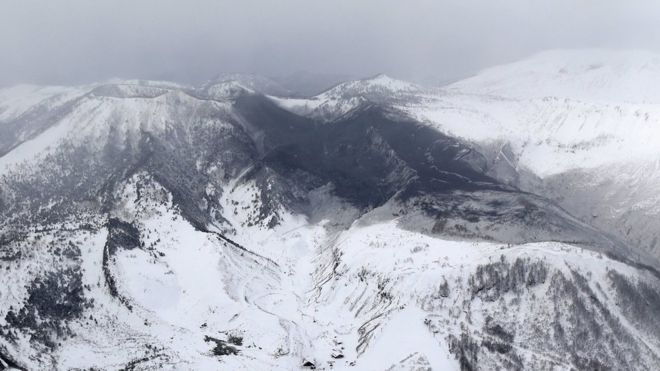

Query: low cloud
<box><xmin>1</xmin><ymin>0</ymin><xmax>660</xmax><ymax>86</ymax></box>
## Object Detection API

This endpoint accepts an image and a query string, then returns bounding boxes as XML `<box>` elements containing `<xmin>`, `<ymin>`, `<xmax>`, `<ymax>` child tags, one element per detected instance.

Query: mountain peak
<box><xmin>268</xmin><ymin>73</ymin><xmax>422</xmax><ymax>122</ymax></box>
<box><xmin>359</xmin><ymin>73</ymin><xmax>418</xmax><ymax>90</ymax></box>
<box><xmin>203</xmin><ymin>79</ymin><xmax>255</xmax><ymax>99</ymax></box>
<box><xmin>318</xmin><ymin>74</ymin><xmax>419</xmax><ymax>99</ymax></box>
<box><xmin>204</xmin><ymin>73</ymin><xmax>291</xmax><ymax>97</ymax></box>
<box><xmin>366</xmin><ymin>73</ymin><xmax>393</xmax><ymax>81</ymax></box>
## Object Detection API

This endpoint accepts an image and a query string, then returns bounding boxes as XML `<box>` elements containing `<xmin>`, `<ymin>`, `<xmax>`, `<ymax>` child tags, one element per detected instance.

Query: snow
<box><xmin>270</xmin><ymin>74</ymin><xmax>420</xmax><ymax>121</ymax></box>
<box><xmin>204</xmin><ymin>73</ymin><xmax>291</xmax><ymax>97</ymax></box>
<box><xmin>307</xmin><ymin>217</ymin><xmax>646</xmax><ymax>370</ymax></box>
<box><xmin>405</xmin><ymin>92</ymin><xmax>660</xmax><ymax>176</ymax></box>
<box><xmin>354</xmin><ymin>74</ymin><xmax>420</xmax><ymax>93</ymax></box>
<box><xmin>267</xmin><ymin>50</ymin><xmax>660</xmax><ymax>176</ymax></box>
<box><xmin>396</xmin><ymin>50</ymin><xmax>660</xmax><ymax>177</ymax></box>
<box><xmin>0</xmin><ymin>83</ymin><xmax>232</xmax><ymax>174</ymax></box>
<box><xmin>1</xmin><ymin>167</ymin><xmax>655</xmax><ymax>369</ymax></box>
<box><xmin>450</xmin><ymin>49</ymin><xmax>660</xmax><ymax>104</ymax></box>
<box><xmin>0</xmin><ymin>96</ymin><xmax>99</xmax><ymax>172</ymax></box>
<box><xmin>0</xmin><ymin>84</ymin><xmax>88</xmax><ymax>122</ymax></box>
<box><xmin>353</xmin><ymin>306</ymin><xmax>458</xmax><ymax>370</ymax></box>
<box><xmin>2</xmin><ymin>54</ymin><xmax>660</xmax><ymax>369</ymax></box>
<box><xmin>205</xmin><ymin>80</ymin><xmax>255</xmax><ymax>100</ymax></box>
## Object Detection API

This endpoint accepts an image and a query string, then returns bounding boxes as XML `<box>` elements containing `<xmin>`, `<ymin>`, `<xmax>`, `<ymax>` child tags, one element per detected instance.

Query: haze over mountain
<box><xmin>0</xmin><ymin>49</ymin><xmax>659</xmax><ymax>370</ymax></box>
<box><xmin>4</xmin><ymin>0</ymin><xmax>660</xmax><ymax>87</ymax></box>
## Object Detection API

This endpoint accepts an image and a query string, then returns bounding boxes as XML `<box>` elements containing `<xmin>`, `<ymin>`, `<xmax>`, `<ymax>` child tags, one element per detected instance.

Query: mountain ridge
<box><xmin>1</xmin><ymin>50</ymin><xmax>660</xmax><ymax>370</ymax></box>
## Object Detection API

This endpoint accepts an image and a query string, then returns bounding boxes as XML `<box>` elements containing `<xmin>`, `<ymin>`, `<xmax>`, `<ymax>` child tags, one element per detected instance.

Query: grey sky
<box><xmin>2</xmin><ymin>0</ymin><xmax>660</xmax><ymax>87</ymax></box>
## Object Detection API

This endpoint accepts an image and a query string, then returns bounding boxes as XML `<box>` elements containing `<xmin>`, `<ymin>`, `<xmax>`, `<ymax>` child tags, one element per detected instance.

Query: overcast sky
<box><xmin>2</xmin><ymin>0</ymin><xmax>660</xmax><ymax>87</ymax></box>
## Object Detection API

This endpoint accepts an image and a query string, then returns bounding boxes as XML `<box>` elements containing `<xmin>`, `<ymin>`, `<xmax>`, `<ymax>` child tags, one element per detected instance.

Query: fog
<box><xmin>2</xmin><ymin>0</ymin><xmax>660</xmax><ymax>88</ymax></box>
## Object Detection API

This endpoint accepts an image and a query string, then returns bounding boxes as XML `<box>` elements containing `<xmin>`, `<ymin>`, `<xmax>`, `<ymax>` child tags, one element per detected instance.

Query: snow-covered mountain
<box><xmin>1</xmin><ymin>51</ymin><xmax>660</xmax><ymax>370</ymax></box>
<box><xmin>273</xmin><ymin>49</ymin><xmax>660</xmax><ymax>264</ymax></box>
<box><xmin>449</xmin><ymin>49</ymin><xmax>660</xmax><ymax>104</ymax></box>
<box><xmin>271</xmin><ymin>74</ymin><xmax>422</xmax><ymax>121</ymax></box>
<box><xmin>406</xmin><ymin>50</ymin><xmax>660</xmax><ymax>265</ymax></box>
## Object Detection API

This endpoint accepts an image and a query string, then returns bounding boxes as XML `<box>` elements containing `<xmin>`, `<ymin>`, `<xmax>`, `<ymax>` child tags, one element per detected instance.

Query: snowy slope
<box><xmin>449</xmin><ymin>49</ymin><xmax>660</xmax><ymax>104</ymax></box>
<box><xmin>0</xmin><ymin>83</ymin><xmax>231</xmax><ymax>174</ymax></box>
<box><xmin>406</xmin><ymin>50</ymin><xmax>660</xmax><ymax>177</ymax></box>
<box><xmin>267</xmin><ymin>51</ymin><xmax>660</xmax><ymax>263</ymax></box>
<box><xmin>1</xmin><ymin>67</ymin><xmax>660</xmax><ymax>370</ymax></box>
<box><xmin>316</xmin><ymin>216</ymin><xmax>660</xmax><ymax>370</ymax></box>
<box><xmin>408</xmin><ymin>50</ymin><xmax>660</xmax><ymax>262</ymax></box>
<box><xmin>272</xmin><ymin>74</ymin><xmax>421</xmax><ymax>121</ymax></box>
<box><xmin>271</xmin><ymin>51</ymin><xmax>660</xmax><ymax>176</ymax></box>
<box><xmin>406</xmin><ymin>91</ymin><xmax>660</xmax><ymax>177</ymax></box>
<box><xmin>0</xmin><ymin>84</ymin><xmax>89</xmax><ymax>123</ymax></box>
<box><xmin>2</xmin><ymin>172</ymin><xmax>658</xmax><ymax>370</ymax></box>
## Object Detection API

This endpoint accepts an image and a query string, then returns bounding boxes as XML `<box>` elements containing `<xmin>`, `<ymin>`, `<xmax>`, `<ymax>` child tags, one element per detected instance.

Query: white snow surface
<box><xmin>400</xmin><ymin>50</ymin><xmax>660</xmax><ymax>176</ymax></box>
<box><xmin>269</xmin><ymin>50</ymin><xmax>660</xmax><ymax>176</ymax></box>
<box><xmin>271</xmin><ymin>74</ymin><xmax>420</xmax><ymax>120</ymax></box>
<box><xmin>449</xmin><ymin>49</ymin><xmax>660</xmax><ymax>104</ymax></box>
<box><xmin>0</xmin><ymin>81</ymin><xmax>233</xmax><ymax>173</ymax></box>
<box><xmin>406</xmin><ymin>91</ymin><xmax>660</xmax><ymax>176</ymax></box>
<box><xmin>0</xmin><ymin>84</ymin><xmax>89</xmax><ymax>122</ymax></box>
<box><xmin>6</xmin><ymin>181</ymin><xmax>650</xmax><ymax>370</ymax></box>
